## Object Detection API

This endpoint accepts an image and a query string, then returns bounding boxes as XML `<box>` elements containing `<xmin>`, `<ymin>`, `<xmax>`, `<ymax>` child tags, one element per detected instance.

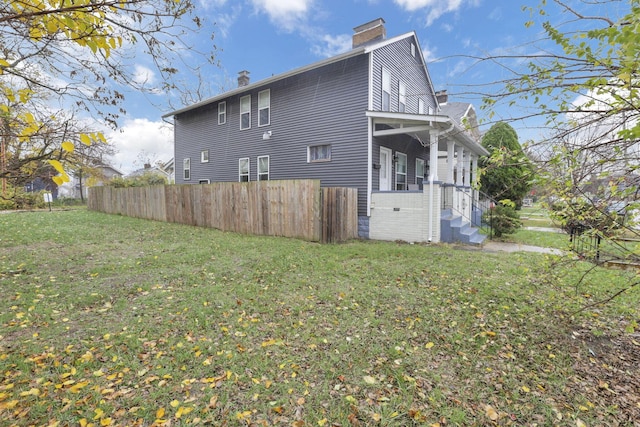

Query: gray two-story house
<box><xmin>164</xmin><ymin>18</ymin><xmax>489</xmax><ymax>244</ymax></box>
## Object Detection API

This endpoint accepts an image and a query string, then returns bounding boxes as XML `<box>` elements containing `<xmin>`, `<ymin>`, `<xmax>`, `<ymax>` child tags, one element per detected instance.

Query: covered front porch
<box><xmin>365</xmin><ymin>111</ymin><xmax>489</xmax><ymax>244</ymax></box>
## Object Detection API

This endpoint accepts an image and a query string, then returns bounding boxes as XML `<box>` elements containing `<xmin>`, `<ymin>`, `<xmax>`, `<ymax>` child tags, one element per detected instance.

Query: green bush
<box><xmin>107</xmin><ymin>172</ymin><xmax>168</xmax><ymax>188</ymax></box>
<box><xmin>0</xmin><ymin>190</ymin><xmax>47</xmax><ymax>210</ymax></box>
<box><xmin>484</xmin><ymin>199</ymin><xmax>522</xmax><ymax>237</ymax></box>
<box><xmin>549</xmin><ymin>198</ymin><xmax>622</xmax><ymax>236</ymax></box>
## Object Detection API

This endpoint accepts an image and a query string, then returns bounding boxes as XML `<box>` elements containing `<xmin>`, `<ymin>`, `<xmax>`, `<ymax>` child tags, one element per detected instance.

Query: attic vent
<box><xmin>352</xmin><ymin>18</ymin><xmax>386</xmax><ymax>48</ymax></box>
<box><xmin>237</xmin><ymin>70</ymin><xmax>250</xmax><ymax>87</ymax></box>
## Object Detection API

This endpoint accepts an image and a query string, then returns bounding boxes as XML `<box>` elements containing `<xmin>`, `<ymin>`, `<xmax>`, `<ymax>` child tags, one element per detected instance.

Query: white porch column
<box><xmin>446</xmin><ymin>140</ymin><xmax>455</xmax><ymax>184</ymax></box>
<box><xmin>463</xmin><ymin>150</ymin><xmax>471</xmax><ymax>186</ymax></box>
<box><xmin>471</xmin><ymin>155</ymin><xmax>479</xmax><ymax>187</ymax></box>
<box><xmin>455</xmin><ymin>145</ymin><xmax>464</xmax><ymax>186</ymax></box>
<box><xmin>429</xmin><ymin>131</ymin><xmax>439</xmax><ymax>182</ymax></box>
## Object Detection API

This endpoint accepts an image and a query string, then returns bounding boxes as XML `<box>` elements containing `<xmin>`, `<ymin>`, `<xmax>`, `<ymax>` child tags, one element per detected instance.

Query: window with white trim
<box><xmin>395</xmin><ymin>152</ymin><xmax>407</xmax><ymax>190</ymax></box>
<box><xmin>239</xmin><ymin>158</ymin><xmax>250</xmax><ymax>182</ymax></box>
<box><xmin>183</xmin><ymin>158</ymin><xmax>191</xmax><ymax>181</ymax></box>
<box><xmin>201</xmin><ymin>149</ymin><xmax>209</xmax><ymax>163</ymax></box>
<box><xmin>398</xmin><ymin>81</ymin><xmax>406</xmax><ymax>113</ymax></box>
<box><xmin>199</xmin><ymin>179</ymin><xmax>210</xmax><ymax>184</ymax></box>
<box><xmin>257</xmin><ymin>155</ymin><xmax>269</xmax><ymax>181</ymax></box>
<box><xmin>308</xmin><ymin>145</ymin><xmax>331</xmax><ymax>162</ymax></box>
<box><xmin>418</xmin><ymin>99</ymin><xmax>425</xmax><ymax>114</ymax></box>
<box><xmin>258</xmin><ymin>89</ymin><xmax>270</xmax><ymax>127</ymax></box>
<box><xmin>381</xmin><ymin>68</ymin><xmax>391</xmax><ymax>111</ymax></box>
<box><xmin>411</xmin><ymin>43</ymin><xmax>416</xmax><ymax>57</ymax></box>
<box><xmin>218</xmin><ymin>101</ymin><xmax>226</xmax><ymax>125</ymax></box>
<box><xmin>240</xmin><ymin>95</ymin><xmax>251</xmax><ymax>130</ymax></box>
<box><xmin>416</xmin><ymin>158</ymin><xmax>425</xmax><ymax>188</ymax></box>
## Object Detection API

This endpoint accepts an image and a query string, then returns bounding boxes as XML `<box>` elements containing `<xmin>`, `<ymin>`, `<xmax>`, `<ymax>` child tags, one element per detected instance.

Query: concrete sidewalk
<box><xmin>481</xmin><ymin>241</ymin><xmax>564</xmax><ymax>255</ymax></box>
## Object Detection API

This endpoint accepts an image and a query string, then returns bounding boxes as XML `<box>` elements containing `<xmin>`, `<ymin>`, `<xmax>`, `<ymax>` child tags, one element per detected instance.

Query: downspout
<box><xmin>366</xmin><ymin>49</ymin><xmax>374</xmax><ymax>218</ymax></box>
<box><xmin>367</xmin><ymin>117</ymin><xmax>373</xmax><ymax>217</ymax></box>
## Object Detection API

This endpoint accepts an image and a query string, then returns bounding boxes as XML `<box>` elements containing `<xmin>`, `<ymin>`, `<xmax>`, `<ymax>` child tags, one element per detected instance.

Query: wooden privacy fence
<box><xmin>88</xmin><ymin>180</ymin><xmax>358</xmax><ymax>243</ymax></box>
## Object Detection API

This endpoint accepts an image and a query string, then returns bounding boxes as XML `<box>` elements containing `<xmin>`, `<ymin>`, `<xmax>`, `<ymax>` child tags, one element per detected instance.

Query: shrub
<box><xmin>107</xmin><ymin>172</ymin><xmax>168</xmax><ymax>188</ymax></box>
<box><xmin>484</xmin><ymin>199</ymin><xmax>522</xmax><ymax>237</ymax></box>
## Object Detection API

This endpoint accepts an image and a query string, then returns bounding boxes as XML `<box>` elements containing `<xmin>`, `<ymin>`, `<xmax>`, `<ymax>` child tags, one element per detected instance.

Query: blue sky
<box><xmin>107</xmin><ymin>0</ymin><xmax>609</xmax><ymax>173</ymax></box>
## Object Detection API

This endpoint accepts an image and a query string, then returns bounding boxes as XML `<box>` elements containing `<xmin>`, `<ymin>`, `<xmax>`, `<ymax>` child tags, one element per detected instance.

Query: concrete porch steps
<box><xmin>441</xmin><ymin>209</ymin><xmax>487</xmax><ymax>246</ymax></box>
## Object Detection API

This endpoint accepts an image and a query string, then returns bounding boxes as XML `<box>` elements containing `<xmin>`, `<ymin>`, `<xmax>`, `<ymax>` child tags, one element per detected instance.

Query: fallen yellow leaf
<box><xmin>485</xmin><ymin>404</ymin><xmax>499</xmax><ymax>421</ymax></box>
<box><xmin>363</xmin><ymin>375</ymin><xmax>376</xmax><ymax>384</ymax></box>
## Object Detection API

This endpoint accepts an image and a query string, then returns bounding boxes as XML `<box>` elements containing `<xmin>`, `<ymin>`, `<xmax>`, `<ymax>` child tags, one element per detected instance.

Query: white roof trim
<box><xmin>365</xmin><ymin>110</ymin><xmax>489</xmax><ymax>156</ymax></box>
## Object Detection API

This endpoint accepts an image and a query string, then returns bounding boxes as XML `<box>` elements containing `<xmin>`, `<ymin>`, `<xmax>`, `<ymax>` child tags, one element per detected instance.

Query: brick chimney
<box><xmin>237</xmin><ymin>70</ymin><xmax>250</xmax><ymax>87</ymax></box>
<box><xmin>352</xmin><ymin>18</ymin><xmax>386</xmax><ymax>48</ymax></box>
<box><xmin>435</xmin><ymin>90</ymin><xmax>448</xmax><ymax>105</ymax></box>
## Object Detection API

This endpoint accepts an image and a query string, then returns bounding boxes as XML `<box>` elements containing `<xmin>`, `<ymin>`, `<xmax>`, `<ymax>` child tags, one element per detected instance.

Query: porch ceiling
<box><xmin>366</xmin><ymin>110</ymin><xmax>489</xmax><ymax>156</ymax></box>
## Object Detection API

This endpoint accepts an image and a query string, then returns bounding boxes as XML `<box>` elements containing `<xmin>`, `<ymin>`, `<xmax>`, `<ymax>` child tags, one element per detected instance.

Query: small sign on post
<box><xmin>43</xmin><ymin>192</ymin><xmax>53</xmax><ymax>211</ymax></box>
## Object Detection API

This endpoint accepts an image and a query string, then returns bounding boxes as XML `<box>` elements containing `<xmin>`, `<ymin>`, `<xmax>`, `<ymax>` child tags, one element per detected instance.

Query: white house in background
<box><xmin>58</xmin><ymin>164</ymin><xmax>122</xmax><ymax>199</ymax></box>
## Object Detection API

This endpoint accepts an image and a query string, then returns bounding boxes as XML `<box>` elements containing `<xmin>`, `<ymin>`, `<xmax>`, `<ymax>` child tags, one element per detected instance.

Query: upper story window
<box><xmin>258</xmin><ymin>89</ymin><xmax>270</xmax><ymax>127</ymax></box>
<box><xmin>201</xmin><ymin>149</ymin><xmax>209</xmax><ymax>163</ymax></box>
<box><xmin>398</xmin><ymin>82</ymin><xmax>406</xmax><ymax>113</ymax></box>
<box><xmin>395</xmin><ymin>152</ymin><xmax>407</xmax><ymax>191</ymax></box>
<box><xmin>183</xmin><ymin>158</ymin><xmax>191</xmax><ymax>181</ymax></box>
<box><xmin>257</xmin><ymin>155</ymin><xmax>269</xmax><ymax>181</ymax></box>
<box><xmin>381</xmin><ymin>68</ymin><xmax>391</xmax><ymax>112</ymax></box>
<box><xmin>308</xmin><ymin>144</ymin><xmax>331</xmax><ymax>163</ymax></box>
<box><xmin>239</xmin><ymin>158</ymin><xmax>250</xmax><ymax>182</ymax></box>
<box><xmin>418</xmin><ymin>99</ymin><xmax>425</xmax><ymax>114</ymax></box>
<box><xmin>411</xmin><ymin>43</ymin><xmax>416</xmax><ymax>57</ymax></box>
<box><xmin>218</xmin><ymin>101</ymin><xmax>226</xmax><ymax>125</ymax></box>
<box><xmin>240</xmin><ymin>95</ymin><xmax>251</xmax><ymax>130</ymax></box>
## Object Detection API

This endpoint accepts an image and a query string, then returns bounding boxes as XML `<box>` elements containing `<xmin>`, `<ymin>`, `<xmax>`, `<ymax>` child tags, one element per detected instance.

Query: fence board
<box><xmin>88</xmin><ymin>180</ymin><xmax>356</xmax><ymax>243</ymax></box>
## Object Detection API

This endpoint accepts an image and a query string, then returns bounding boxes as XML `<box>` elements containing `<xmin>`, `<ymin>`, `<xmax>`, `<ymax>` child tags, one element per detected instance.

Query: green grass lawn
<box><xmin>1</xmin><ymin>210</ymin><xmax>638</xmax><ymax>426</ymax></box>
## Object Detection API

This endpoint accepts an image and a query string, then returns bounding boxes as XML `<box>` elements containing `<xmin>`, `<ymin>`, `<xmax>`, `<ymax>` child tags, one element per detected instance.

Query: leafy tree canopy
<box><xmin>1</xmin><ymin>0</ymin><xmax>215</xmax><ymax>185</ymax></box>
<box><xmin>480</xmin><ymin>122</ymin><xmax>535</xmax><ymax>207</ymax></box>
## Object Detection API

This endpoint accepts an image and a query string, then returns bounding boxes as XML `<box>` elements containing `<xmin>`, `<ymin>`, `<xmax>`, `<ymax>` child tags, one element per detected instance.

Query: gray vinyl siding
<box><xmin>369</xmin><ymin>36</ymin><xmax>435</xmax><ymax>191</ymax></box>
<box><xmin>174</xmin><ymin>54</ymin><xmax>371</xmax><ymax>214</ymax></box>
<box><xmin>174</xmin><ymin>34</ymin><xmax>440</xmax><ymax>218</ymax></box>
<box><xmin>371</xmin><ymin>36</ymin><xmax>437</xmax><ymax>114</ymax></box>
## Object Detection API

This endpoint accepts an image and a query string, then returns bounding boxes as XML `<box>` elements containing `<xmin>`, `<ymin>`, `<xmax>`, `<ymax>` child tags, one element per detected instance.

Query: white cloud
<box><xmin>422</xmin><ymin>44</ymin><xmax>438</xmax><ymax>63</ymax></box>
<box><xmin>105</xmin><ymin>118</ymin><xmax>173</xmax><ymax>174</ymax></box>
<box><xmin>394</xmin><ymin>0</ymin><xmax>477</xmax><ymax>26</ymax></box>
<box><xmin>132</xmin><ymin>65</ymin><xmax>157</xmax><ymax>86</ymax></box>
<box><xmin>441</xmin><ymin>23</ymin><xmax>453</xmax><ymax>32</ymax></box>
<box><xmin>249</xmin><ymin>0</ymin><xmax>313</xmax><ymax>31</ymax></box>
<box><xmin>311</xmin><ymin>34</ymin><xmax>352</xmax><ymax>58</ymax></box>
<box><xmin>488</xmin><ymin>7</ymin><xmax>502</xmax><ymax>21</ymax></box>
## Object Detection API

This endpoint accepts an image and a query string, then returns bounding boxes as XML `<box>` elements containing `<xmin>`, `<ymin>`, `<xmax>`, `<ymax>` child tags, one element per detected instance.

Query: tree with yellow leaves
<box><xmin>1</xmin><ymin>0</ymin><xmax>216</xmax><ymax>186</ymax></box>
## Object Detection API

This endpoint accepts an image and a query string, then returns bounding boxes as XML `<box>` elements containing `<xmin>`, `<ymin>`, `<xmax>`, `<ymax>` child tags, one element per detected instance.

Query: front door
<box><xmin>379</xmin><ymin>147</ymin><xmax>392</xmax><ymax>191</ymax></box>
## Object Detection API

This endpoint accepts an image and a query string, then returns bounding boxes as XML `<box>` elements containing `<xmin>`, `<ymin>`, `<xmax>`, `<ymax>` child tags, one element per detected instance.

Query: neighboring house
<box><xmin>164</xmin><ymin>18</ymin><xmax>489</xmax><ymax>244</ymax></box>
<box><xmin>127</xmin><ymin>161</ymin><xmax>173</xmax><ymax>183</ymax></box>
<box><xmin>58</xmin><ymin>164</ymin><xmax>122</xmax><ymax>199</ymax></box>
<box><xmin>160</xmin><ymin>158</ymin><xmax>175</xmax><ymax>184</ymax></box>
